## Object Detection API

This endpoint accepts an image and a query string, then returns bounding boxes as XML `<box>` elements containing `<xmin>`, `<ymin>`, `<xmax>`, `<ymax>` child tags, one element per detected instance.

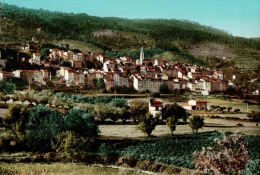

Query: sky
<box><xmin>2</xmin><ymin>0</ymin><xmax>260</xmax><ymax>38</ymax></box>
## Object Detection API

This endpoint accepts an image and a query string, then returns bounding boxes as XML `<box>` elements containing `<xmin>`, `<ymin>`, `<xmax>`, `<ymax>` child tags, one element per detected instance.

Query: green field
<box><xmin>0</xmin><ymin>163</ymin><xmax>149</xmax><ymax>175</ymax></box>
<box><xmin>97</xmin><ymin>132</ymin><xmax>260</xmax><ymax>175</ymax></box>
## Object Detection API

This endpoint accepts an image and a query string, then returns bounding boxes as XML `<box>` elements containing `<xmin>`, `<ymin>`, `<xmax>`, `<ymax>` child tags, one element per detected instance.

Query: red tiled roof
<box><xmin>196</xmin><ymin>100</ymin><xmax>207</xmax><ymax>103</ymax></box>
<box><xmin>183</xmin><ymin>104</ymin><xmax>194</xmax><ymax>106</ymax></box>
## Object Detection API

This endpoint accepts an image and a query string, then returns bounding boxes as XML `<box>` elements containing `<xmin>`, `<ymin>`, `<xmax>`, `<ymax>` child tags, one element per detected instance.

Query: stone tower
<box><xmin>140</xmin><ymin>47</ymin><xmax>144</xmax><ymax>65</ymax></box>
<box><xmin>0</xmin><ymin>1</ymin><xmax>2</xmax><ymax>59</ymax></box>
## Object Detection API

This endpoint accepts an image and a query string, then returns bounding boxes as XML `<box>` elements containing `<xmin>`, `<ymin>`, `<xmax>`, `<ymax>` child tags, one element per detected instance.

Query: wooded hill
<box><xmin>1</xmin><ymin>3</ymin><xmax>260</xmax><ymax>70</ymax></box>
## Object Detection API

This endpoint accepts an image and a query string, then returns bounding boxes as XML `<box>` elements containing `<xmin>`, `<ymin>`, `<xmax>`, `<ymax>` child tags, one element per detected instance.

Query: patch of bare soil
<box><xmin>92</xmin><ymin>29</ymin><xmax>120</xmax><ymax>38</ymax></box>
<box><xmin>188</xmin><ymin>42</ymin><xmax>235</xmax><ymax>59</ymax></box>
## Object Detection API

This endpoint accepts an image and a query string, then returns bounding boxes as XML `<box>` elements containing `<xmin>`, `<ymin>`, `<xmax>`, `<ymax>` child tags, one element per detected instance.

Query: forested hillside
<box><xmin>1</xmin><ymin>3</ymin><xmax>260</xmax><ymax>69</ymax></box>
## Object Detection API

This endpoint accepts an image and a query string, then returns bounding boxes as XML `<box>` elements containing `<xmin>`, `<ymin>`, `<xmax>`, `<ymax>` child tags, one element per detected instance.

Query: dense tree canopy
<box><xmin>2</xmin><ymin>3</ymin><xmax>260</xmax><ymax>63</ymax></box>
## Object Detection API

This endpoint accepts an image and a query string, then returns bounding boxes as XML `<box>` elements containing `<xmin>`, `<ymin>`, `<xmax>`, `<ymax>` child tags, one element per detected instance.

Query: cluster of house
<box><xmin>0</xmin><ymin>45</ymin><xmax>233</xmax><ymax>94</ymax></box>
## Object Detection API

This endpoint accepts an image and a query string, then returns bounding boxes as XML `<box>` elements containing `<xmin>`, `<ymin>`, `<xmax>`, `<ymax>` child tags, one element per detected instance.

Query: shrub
<box><xmin>94</xmin><ymin>104</ymin><xmax>123</xmax><ymax>122</ymax></box>
<box><xmin>64</xmin><ymin>108</ymin><xmax>99</xmax><ymax>137</ymax></box>
<box><xmin>26</xmin><ymin>105</ymin><xmax>64</xmax><ymax>151</ymax></box>
<box><xmin>119</xmin><ymin>107</ymin><xmax>131</xmax><ymax>124</ymax></box>
<box><xmin>51</xmin><ymin>130</ymin><xmax>94</xmax><ymax>160</ymax></box>
<box><xmin>96</xmin><ymin>78</ymin><xmax>105</xmax><ymax>90</ymax></box>
<box><xmin>219</xmin><ymin>106</ymin><xmax>226</xmax><ymax>112</ymax></box>
<box><xmin>3</xmin><ymin>105</ymin><xmax>29</xmax><ymax>142</ymax></box>
<box><xmin>129</xmin><ymin>100</ymin><xmax>148</xmax><ymax>123</ymax></box>
<box><xmin>189</xmin><ymin>115</ymin><xmax>204</xmax><ymax>134</ymax></box>
<box><xmin>162</xmin><ymin>103</ymin><xmax>188</xmax><ymax>121</ymax></box>
<box><xmin>109</xmin><ymin>98</ymin><xmax>127</xmax><ymax>108</ymax></box>
<box><xmin>248</xmin><ymin>111</ymin><xmax>260</xmax><ymax>126</ymax></box>
<box><xmin>0</xmin><ymin>81</ymin><xmax>16</xmax><ymax>94</ymax></box>
<box><xmin>160</xmin><ymin>83</ymin><xmax>169</xmax><ymax>94</ymax></box>
<box><xmin>193</xmin><ymin>132</ymin><xmax>249</xmax><ymax>174</ymax></box>
<box><xmin>137</xmin><ymin>112</ymin><xmax>158</xmax><ymax>137</ymax></box>
<box><xmin>111</xmin><ymin>86</ymin><xmax>137</xmax><ymax>94</ymax></box>
<box><xmin>234</xmin><ymin>108</ymin><xmax>241</xmax><ymax>113</ymax></box>
<box><xmin>25</xmin><ymin>106</ymin><xmax>99</xmax><ymax>152</ymax></box>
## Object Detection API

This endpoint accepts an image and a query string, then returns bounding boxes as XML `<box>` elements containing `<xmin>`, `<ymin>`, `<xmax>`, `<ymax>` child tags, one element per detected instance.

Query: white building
<box><xmin>133</xmin><ymin>75</ymin><xmax>163</xmax><ymax>92</ymax></box>
<box><xmin>114</xmin><ymin>73</ymin><xmax>130</xmax><ymax>87</ymax></box>
<box><xmin>149</xmin><ymin>98</ymin><xmax>163</xmax><ymax>118</ymax></box>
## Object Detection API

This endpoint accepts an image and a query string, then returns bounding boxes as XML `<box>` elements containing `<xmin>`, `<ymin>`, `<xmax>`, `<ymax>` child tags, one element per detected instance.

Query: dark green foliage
<box><xmin>64</xmin><ymin>108</ymin><xmax>99</xmax><ymax>137</ymax></box>
<box><xmin>111</xmin><ymin>86</ymin><xmax>137</xmax><ymax>94</ymax></box>
<box><xmin>105</xmin><ymin>48</ymin><xmax>165</xmax><ymax>60</ymax></box>
<box><xmin>60</xmin><ymin>60</ymin><xmax>71</xmax><ymax>67</ymax></box>
<box><xmin>3</xmin><ymin>3</ymin><xmax>259</xmax><ymax>50</ymax></box>
<box><xmin>162</xmin><ymin>103</ymin><xmax>188</xmax><ymax>120</ymax></box>
<box><xmin>109</xmin><ymin>98</ymin><xmax>127</xmax><ymax>108</ymax></box>
<box><xmin>163</xmin><ymin>103</ymin><xmax>188</xmax><ymax>135</ymax></box>
<box><xmin>98</xmin><ymin>132</ymin><xmax>222</xmax><ymax>169</ymax></box>
<box><xmin>55</xmin><ymin>93</ymin><xmax>117</xmax><ymax>104</ymax></box>
<box><xmin>26</xmin><ymin>105</ymin><xmax>64</xmax><ymax>151</ymax></box>
<box><xmin>137</xmin><ymin>112</ymin><xmax>158</xmax><ymax>137</ymax></box>
<box><xmin>97</xmin><ymin>132</ymin><xmax>260</xmax><ymax>174</ymax></box>
<box><xmin>40</xmin><ymin>48</ymin><xmax>50</xmax><ymax>59</ymax></box>
<box><xmin>41</xmin><ymin>43</ymin><xmax>66</xmax><ymax>50</ymax></box>
<box><xmin>189</xmin><ymin>115</ymin><xmax>204</xmax><ymax>134</ymax></box>
<box><xmin>25</xmin><ymin>105</ymin><xmax>99</xmax><ymax>152</ymax></box>
<box><xmin>96</xmin><ymin>78</ymin><xmax>105</xmax><ymax>90</ymax></box>
<box><xmin>3</xmin><ymin>105</ymin><xmax>29</xmax><ymax>142</ymax></box>
<box><xmin>242</xmin><ymin>136</ymin><xmax>260</xmax><ymax>175</ymax></box>
<box><xmin>160</xmin><ymin>83</ymin><xmax>169</xmax><ymax>94</ymax></box>
<box><xmin>6</xmin><ymin>77</ymin><xmax>27</xmax><ymax>90</ymax></box>
<box><xmin>0</xmin><ymin>81</ymin><xmax>16</xmax><ymax>94</ymax></box>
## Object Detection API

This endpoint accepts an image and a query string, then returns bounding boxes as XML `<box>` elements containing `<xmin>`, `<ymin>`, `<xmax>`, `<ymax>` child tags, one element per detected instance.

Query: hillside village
<box><xmin>0</xmin><ymin>41</ymin><xmax>237</xmax><ymax>95</ymax></box>
<box><xmin>0</xmin><ymin>3</ymin><xmax>260</xmax><ymax>175</ymax></box>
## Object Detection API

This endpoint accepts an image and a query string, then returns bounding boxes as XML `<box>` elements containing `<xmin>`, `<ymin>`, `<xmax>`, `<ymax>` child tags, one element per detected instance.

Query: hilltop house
<box><xmin>183</xmin><ymin>100</ymin><xmax>208</xmax><ymax>110</ymax></box>
<box><xmin>149</xmin><ymin>98</ymin><xmax>163</xmax><ymax>118</ymax></box>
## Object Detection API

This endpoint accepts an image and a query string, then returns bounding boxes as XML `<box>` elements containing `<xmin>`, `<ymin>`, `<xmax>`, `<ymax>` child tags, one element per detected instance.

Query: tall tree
<box><xmin>96</xmin><ymin>78</ymin><xmax>105</xmax><ymax>90</ymax></box>
<box><xmin>189</xmin><ymin>115</ymin><xmax>204</xmax><ymax>134</ymax></box>
<box><xmin>3</xmin><ymin>105</ymin><xmax>29</xmax><ymax>142</ymax></box>
<box><xmin>137</xmin><ymin>112</ymin><xmax>158</xmax><ymax>137</ymax></box>
<box><xmin>162</xmin><ymin>103</ymin><xmax>188</xmax><ymax>135</ymax></box>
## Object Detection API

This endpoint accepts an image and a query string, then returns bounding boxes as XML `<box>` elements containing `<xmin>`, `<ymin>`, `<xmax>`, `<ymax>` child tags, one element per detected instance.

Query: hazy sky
<box><xmin>3</xmin><ymin>0</ymin><xmax>260</xmax><ymax>38</ymax></box>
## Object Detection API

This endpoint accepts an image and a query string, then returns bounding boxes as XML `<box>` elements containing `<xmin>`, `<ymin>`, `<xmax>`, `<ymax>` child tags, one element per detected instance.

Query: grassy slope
<box><xmin>0</xmin><ymin>163</ymin><xmax>148</xmax><ymax>175</ymax></box>
<box><xmin>1</xmin><ymin>3</ymin><xmax>260</xmax><ymax>69</ymax></box>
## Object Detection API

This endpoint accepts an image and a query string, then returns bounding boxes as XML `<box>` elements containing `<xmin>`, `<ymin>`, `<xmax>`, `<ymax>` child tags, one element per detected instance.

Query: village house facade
<box><xmin>2</xmin><ymin>45</ymin><xmax>232</xmax><ymax>94</ymax></box>
<box><xmin>149</xmin><ymin>98</ymin><xmax>163</xmax><ymax>118</ymax></box>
